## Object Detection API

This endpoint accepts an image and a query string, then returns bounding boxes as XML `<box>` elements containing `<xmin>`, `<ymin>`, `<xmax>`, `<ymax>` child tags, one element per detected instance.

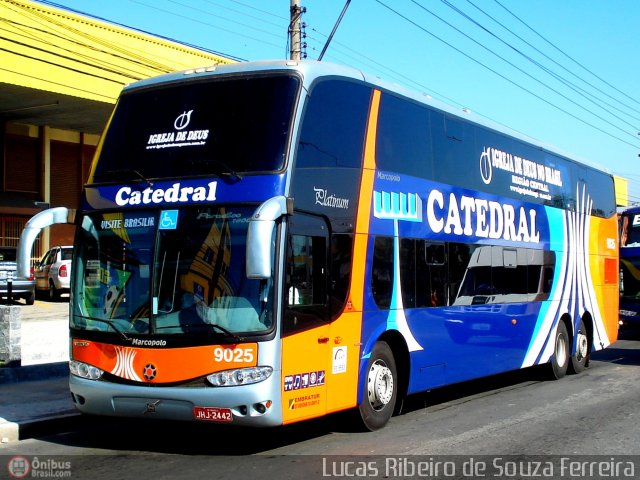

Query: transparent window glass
<box><xmin>372</xmin><ymin>236</ymin><xmax>393</xmax><ymax>309</ymax></box>
<box><xmin>72</xmin><ymin>207</ymin><xmax>274</xmax><ymax>336</ymax></box>
<box><xmin>72</xmin><ymin>212</ymin><xmax>156</xmax><ymax>334</ymax></box>
<box><xmin>417</xmin><ymin>241</ymin><xmax>447</xmax><ymax>308</ymax></box>
<box><xmin>621</xmin><ymin>213</ymin><xmax>640</xmax><ymax>247</ymax></box>
<box><xmin>154</xmin><ymin>207</ymin><xmax>273</xmax><ymax>334</ymax></box>
<box><xmin>283</xmin><ymin>233</ymin><xmax>328</xmax><ymax>334</ymax></box>
<box><xmin>399</xmin><ymin>238</ymin><xmax>416</xmax><ymax>309</ymax></box>
<box><xmin>330</xmin><ymin>234</ymin><xmax>353</xmax><ymax>318</ymax></box>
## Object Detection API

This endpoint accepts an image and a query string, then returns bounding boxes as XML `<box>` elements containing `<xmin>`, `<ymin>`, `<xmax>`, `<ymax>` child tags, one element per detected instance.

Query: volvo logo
<box><xmin>174</xmin><ymin>110</ymin><xmax>193</xmax><ymax>130</ymax></box>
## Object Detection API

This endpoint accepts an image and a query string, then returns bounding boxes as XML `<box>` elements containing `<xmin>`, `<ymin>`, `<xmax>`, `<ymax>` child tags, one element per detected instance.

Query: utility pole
<box><xmin>289</xmin><ymin>0</ymin><xmax>305</xmax><ymax>61</ymax></box>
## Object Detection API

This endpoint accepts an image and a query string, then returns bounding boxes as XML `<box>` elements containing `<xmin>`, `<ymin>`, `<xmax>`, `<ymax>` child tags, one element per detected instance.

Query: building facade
<box><xmin>1</xmin><ymin>0</ymin><xmax>234</xmax><ymax>258</ymax></box>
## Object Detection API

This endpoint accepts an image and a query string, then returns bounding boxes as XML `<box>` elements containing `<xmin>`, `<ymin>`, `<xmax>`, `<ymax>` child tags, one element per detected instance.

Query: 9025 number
<box><xmin>213</xmin><ymin>346</ymin><xmax>255</xmax><ymax>364</ymax></box>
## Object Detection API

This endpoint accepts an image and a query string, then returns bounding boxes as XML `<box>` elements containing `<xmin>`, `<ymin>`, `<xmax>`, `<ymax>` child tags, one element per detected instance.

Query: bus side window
<box><xmin>542</xmin><ymin>266</ymin><xmax>554</xmax><ymax>295</ymax></box>
<box><xmin>399</xmin><ymin>238</ymin><xmax>416</xmax><ymax>308</ymax></box>
<box><xmin>372</xmin><ymin>236</ymin><xmax>393</xmax><ymax>309</ymax></box>
<box><xmin>620</xmin><ymin>214</ymin><xmax>629</xmax><ymax>247</ymax></box>
<box><xmin>448</xmin><ymin>243</ymin><xmax>473</xmax><ymax>305</ymax></box>
<box><xmin>420</xmin><ymin>242</ymin><xmax>446</xmax><ymax>307</ymax></box>
<box><xmin>330</xmin><ymin>234</ymin><xmax>353</xmax><ymax>318</ymax></box>
<box><xmin>283</xmin><ymin>231</ymin><xmax>328</xmax><ymax>335</ymax></box>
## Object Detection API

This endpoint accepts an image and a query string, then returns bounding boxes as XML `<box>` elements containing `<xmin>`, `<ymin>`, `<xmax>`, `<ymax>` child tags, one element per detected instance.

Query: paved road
<box><xmin>2</xmin><ymin>340</ymin><xmax>640</xmax><ymax>480</ymax></box>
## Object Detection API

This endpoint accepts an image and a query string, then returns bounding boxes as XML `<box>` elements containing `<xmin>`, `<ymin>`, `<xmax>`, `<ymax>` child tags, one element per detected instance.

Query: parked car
<box><xmin>0</xmin><ymin>246</ymin><xmax>35</xmax><ymax>305</ymax></box>
<box><xmin>34</xmin><ymin>246</ymin><xmax>73</xmax><ymax>300</ymax></box>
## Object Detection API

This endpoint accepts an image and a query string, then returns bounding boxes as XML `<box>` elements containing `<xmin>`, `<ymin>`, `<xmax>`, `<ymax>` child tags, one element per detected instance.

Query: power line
<box><xmin>306</xmin><ymin>4</ymin><xmax>639</xmax><ymax>175</ymax></box>
<box><xmin>409</xmin><ymin>0</ymin><xmax>640</xmax><ymax>144</ymax></box>
<box><xmin>459</xmin><ymin>0</ymin><xmax>640</xmax><ymax>123</ymax></box>
<box><xmin>492</xmin><ymin>0</ymin><xmax>640</xmax><ymax>110</ymax></box>
<box><xmin>375</xmin><ymin>0</ymin><xmax>640</xmax><ymax>150</ymax></box>
<box><xmin>125</xmin><ymin>0</ymin><xmax>281</xmax><ymax>52</ymax></box>
<box><xmin>444</xmin><ymin>0</ymin><xmax>640</xmax><ymax>127</ymax></box>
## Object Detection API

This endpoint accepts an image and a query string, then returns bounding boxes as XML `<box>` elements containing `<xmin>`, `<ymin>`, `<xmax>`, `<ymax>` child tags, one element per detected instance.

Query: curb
<box><xmin>0</xmin><ymin>362</ymin><xmax>68</xmax><ymax>384</ymax></box>
<box><xmin>18</xmin><ymin>412</ymin><xmax>85</xmax><ymax>441</ymax></box>
<box><xmin>0</xmin><ymin>412</ymin><xmax>83</xmax><ymax>444</ymax></box>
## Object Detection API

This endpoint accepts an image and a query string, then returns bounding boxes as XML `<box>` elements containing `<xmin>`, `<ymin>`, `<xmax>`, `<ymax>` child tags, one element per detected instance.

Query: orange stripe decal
<box><xmin>349</xmin><ymin>89</ymin><xmax>380</xmax><ymax>311</ymax></box>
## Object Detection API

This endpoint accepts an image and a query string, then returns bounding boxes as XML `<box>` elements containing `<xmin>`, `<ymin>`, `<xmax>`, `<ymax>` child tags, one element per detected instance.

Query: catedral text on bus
<box><xmin>18</xmin><ymin>60</ymin><xmax>619</xmax><ymax>430</ymax></box>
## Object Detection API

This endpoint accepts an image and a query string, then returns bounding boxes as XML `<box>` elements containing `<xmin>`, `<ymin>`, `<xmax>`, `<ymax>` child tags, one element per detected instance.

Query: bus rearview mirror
<box><xmin>246</xmin><ymin>196</ymin><xmax>290</xmax><ymax>279</ymax></box>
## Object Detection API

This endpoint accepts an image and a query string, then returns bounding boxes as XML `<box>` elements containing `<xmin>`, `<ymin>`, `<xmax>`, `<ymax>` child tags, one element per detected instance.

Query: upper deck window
<box><xmin>376</xmin><ymin>92</ymin><xmax>432</xmax><ymax>178</ymax></box>
<box><xmin>92</xmin><ymin>74</ymin><xmax>300</xmax><ymax>182</ymax></box>
<box><xmin>296</xmin><ymin>79</ymin><xmax>371</xmax><ymax>169</ymax></box>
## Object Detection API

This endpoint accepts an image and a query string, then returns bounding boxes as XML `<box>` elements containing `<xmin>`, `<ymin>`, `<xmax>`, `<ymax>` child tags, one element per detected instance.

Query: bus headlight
<box><xmin>70</xmin><ymin>360</ymin><xmax>103</xmax><ymax>380</ymax></box>
<box><xmin>207</xmin><ymin>366</ymin><xmax>273</xmax><ymax>387</ymax></box>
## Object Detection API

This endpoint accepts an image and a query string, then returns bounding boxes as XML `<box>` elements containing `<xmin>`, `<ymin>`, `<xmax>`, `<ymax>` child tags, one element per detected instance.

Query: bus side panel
<box><xmin>589</xmin><ymin>214</ymin><xmax>619</xmax><ymax>345</ymax></box>
<box><xmin>280</xmin><ymin>324</ymin><xmax>329</xmax><ymax>424</ymax></box>
<box><xmin>522</xmin><ymin>205</ymin><xmax>616</xmax><ymax>368</ymax></box>
<box><xmin>278</xmin><ymin>313</ymin><xmax>365</xmax><ymax>424</ymax></box>
<box><xmin>326</xmin><ymin>311</ymin><xmax>364</xmax><ymax>413</ymax></box>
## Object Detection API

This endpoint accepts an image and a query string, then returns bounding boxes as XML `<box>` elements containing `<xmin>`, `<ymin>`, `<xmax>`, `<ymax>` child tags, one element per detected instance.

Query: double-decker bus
<box><xmin>618</xmin><ymin>206</ymin><xmax>640</xmax><ymax>327</ymax></box>
<box><xmin>18</xmin><ymin>60</ymin><xmax>618</xmax><ymax>430</ymax></box>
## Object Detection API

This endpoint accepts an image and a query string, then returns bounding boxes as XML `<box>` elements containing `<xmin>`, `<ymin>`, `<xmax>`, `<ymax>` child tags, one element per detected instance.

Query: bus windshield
<box><xmin>620</xmin><ymin>211</ymin><xmax>640</xmax><ymax>310</ymax></box>
<box><xmin>71</xmin><ymin>206</ymin><xmax>274</xmax><ymax>336</ymax></box>
<box><xmin>91</xmin><ymin>74</ymin><xmax>299</xmax><ymax>182</ymax></box>
<box><xmin>621</xmin><ymin>212</ymin><xmax>640</xmax><ymax>248</ymax></box>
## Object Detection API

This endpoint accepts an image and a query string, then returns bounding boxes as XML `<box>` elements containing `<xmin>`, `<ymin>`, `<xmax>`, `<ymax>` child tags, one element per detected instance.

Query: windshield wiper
<box><xmin>212</xmin><ymin>159</ymin><xmax>243</xmax><ymax>182</ymax></box>
<box><xmin>73</xmin><ymin>314</ymin><xmax>132</xmax><ymax>342</ymax></box>
<box><xmin>93</xmin><ymin>169</ymin><xmax>154</xmax><ymax>187</ymax></box>
<box><xmin>182</xmin><ymin>158</ymin><xmax>243</xmax><ymax>182</ymax></box>
<box><xmin>161</xmin><ymin>322</ymin><xmax>244</xmax><ymax>342</ymax></box>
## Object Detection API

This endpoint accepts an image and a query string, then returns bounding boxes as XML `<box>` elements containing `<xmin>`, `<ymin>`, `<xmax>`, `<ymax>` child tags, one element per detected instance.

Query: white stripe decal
<box><xmin>522</xmin><ymin>183</ymin><xmax>607</xmax><ymax>367</ymax></box>
<box><xmin>112</xmin><ymin>346</ymin><xmax>142</xmax><ymax>381</ymax></box>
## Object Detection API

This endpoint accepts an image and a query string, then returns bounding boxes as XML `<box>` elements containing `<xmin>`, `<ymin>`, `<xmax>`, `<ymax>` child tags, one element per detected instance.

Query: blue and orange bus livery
<box><xmin>18</xmin><ymin>60</ymin><xmax>618</xmax><ymax>430</ymax></box>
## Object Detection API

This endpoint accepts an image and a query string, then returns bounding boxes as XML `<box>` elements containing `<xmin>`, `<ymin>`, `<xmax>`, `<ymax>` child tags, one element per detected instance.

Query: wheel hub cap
<box><xmin>556</xmin><ymin>334</ymin><xmax>567</xmax><ymax>368</ymax></box>
<box><xmin>576</xmin><ymin>332</ymin><xmax>588</xmax><ymax>361</ymax></box>
<box><xmin>367</xmin><ymin>361</ymin><xmax>393</xmax><ymax>411</ymax></box>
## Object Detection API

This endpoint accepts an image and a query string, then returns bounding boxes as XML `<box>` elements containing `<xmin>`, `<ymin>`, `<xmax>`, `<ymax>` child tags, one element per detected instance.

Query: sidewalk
<box><xmin>0</xmin><ymin>299</ymin><xmax>78</xmax><ymax>444</ymax></box>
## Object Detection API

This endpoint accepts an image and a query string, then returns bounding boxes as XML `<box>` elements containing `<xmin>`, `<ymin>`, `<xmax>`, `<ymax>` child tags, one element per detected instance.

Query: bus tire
<box><xmin>548</xmin><ymin>321</ymin><xmax>569</xmax><ymax>380</ymax></box>
<box><xmin>569</xmin><ymin>321</ymin><xmax>589</xmax><ymax>374</ymax></box>
<box><xmin>358</xmin><ymin>341</ymin><xmax>397</xmax><ymax>431</ymax></box>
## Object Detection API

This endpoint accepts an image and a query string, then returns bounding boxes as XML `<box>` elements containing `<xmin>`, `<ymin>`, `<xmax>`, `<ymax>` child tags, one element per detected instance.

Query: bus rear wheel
<box><xmin>358</xmin><ymin>341</ymin><xmax>397</xmax><ymax>431</ymax></box>
<box><xmin>569</xmin><ymin>321</ymin><xmax>589</xmax><ymax>374</ymax></box>
<box><xmin>548</xmin><ymin>321</ymin><xmax>569</xmax><ymax>380</ymax></box>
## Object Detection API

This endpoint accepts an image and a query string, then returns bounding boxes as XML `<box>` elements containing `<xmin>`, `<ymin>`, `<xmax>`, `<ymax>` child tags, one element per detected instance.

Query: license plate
<box><xmin>193</xmin><ymin>406</ymin><xmax>233</xmax><ymax>423</ymax></box>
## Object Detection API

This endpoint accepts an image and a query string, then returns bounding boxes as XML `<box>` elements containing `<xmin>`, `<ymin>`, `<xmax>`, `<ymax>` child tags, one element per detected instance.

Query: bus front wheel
<box><xmin>358</xmin><ymin>341</ymin><xmax>397</xmax><ymax>431</ymax></box>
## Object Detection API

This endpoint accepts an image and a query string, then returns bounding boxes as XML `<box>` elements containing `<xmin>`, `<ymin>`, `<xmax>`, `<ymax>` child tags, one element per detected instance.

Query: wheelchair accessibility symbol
<box><xmin>159</xmin><ymin>210</ymin><xmax>179</xmax><ymax>230</ymax></box>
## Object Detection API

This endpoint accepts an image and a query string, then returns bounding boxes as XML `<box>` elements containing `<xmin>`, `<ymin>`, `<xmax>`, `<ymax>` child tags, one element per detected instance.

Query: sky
<box><xmin>38</xmin><ymin>0</ymin><xmax>640</xmax><ymax>204</ymax></box>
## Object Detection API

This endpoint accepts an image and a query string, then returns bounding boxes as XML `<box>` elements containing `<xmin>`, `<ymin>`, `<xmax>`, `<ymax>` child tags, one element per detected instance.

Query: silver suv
<box><xmin>35</xmin><ymin>246</ymin><xmax>73</xmax><ymax>300</ymax></box>
<box><xmin>0</xmin><ymin>246</ymin><xmax>36</xmax><ymax>305</ymax></box>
